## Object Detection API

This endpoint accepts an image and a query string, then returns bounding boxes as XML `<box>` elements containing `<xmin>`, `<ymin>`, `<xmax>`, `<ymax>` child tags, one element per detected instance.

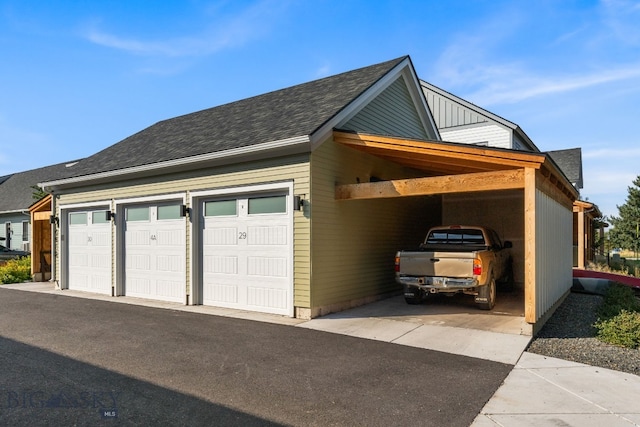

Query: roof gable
<box><xmin>63</xmin><ymin>56</ymin><xmax>414</xmax><ymax>181</ymax></box>
<box><xmin>340</xmin><ymin>74</ymin><xmax>435</xmax><ymax>140</ymax></box>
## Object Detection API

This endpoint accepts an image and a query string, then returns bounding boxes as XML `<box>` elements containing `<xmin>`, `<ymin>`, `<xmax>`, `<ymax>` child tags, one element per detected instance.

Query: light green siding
<box><xmin>342</xmin><ymin>76</ymin><xmax>430</xmax><ymax>140</ymax></box>
<box><xmin>55</xmin><ymin>154</ymin><xmax>311</xmax><ymax>308</ymax></box>
<box><xmin>310</xmin><ymin>139</ymin><xmax>441</xmax><ymax>308</ymax></box>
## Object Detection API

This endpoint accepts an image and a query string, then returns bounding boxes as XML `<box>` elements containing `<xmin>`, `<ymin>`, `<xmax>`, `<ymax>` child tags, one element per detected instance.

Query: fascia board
<box><xmin>40</xmin><ymin>135</ymin><xmax>311</xmax><ymax>192</ymax></box>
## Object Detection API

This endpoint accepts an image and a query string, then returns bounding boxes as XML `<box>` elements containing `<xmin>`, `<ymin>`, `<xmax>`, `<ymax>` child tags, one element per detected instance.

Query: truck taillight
<box><xmin>394</xmin><ymin>255</ymin><xmax>400</xmax><ymax>272</ymax></box>
<box><xmin>473</xmin><ymin>258</ymin><xmax>482</xmax><ymax>276</ymax></box>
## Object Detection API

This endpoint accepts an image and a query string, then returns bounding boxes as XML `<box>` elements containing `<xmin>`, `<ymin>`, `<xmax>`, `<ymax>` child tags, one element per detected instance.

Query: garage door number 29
<box><xmin>238</xmin><ymin>231</ymin><xmax>247</xmax><ymax>240</ymax></box>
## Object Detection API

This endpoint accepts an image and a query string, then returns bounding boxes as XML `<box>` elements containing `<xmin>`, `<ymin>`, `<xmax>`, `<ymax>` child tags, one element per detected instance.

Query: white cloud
<box><xmin>83</xmin><ymin>0</ymin><xmax>288</xmax><ymax>57</ymax></box>
<box><xmin>466</xmin><ymin>66</ymin><xmax>640</xmax><ymax>105</ymax></box>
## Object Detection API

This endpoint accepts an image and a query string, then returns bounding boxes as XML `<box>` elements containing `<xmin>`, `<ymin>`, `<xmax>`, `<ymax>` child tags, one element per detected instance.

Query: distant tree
<box><xmin>609</xmin><ymin>176</ymin><xmax>640</xmax><ymax>252</ymax></box>
<box><xmin>31</xmin><ymin>185</ymin><xmax>47</xmax><ymax>201</ymax></box>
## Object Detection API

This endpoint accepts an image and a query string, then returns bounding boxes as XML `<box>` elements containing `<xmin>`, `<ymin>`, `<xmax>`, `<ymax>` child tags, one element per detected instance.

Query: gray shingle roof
<box><xmin>0</xmin><ymin>161</ymin><xmax>82</xmax><ymax>212</ymax></box>
<box><xmin>547</xmin><ymin>148</ymin><xmax>583</xmax><ymax>189</ymax></box>
<box><xmin>66</xmin><ymin>56</ymin><xmax>408</xmax><ymax>179</ymax></box>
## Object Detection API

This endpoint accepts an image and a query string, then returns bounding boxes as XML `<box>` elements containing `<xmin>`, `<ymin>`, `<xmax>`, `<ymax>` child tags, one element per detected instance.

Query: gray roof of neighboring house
<box><xmin>547</xmin><ymin>148</ymin><xmax>583</xmax><ymax>189</ymax></box>
<box><xmin>64</xmin><ymin>56</ymin><xmax>409</xmax><ymax>180</ymax></box>
<box><xmin>0</xmin><ymin>161</ymin><xmax>81</xmax><ymax>213</ymax></box>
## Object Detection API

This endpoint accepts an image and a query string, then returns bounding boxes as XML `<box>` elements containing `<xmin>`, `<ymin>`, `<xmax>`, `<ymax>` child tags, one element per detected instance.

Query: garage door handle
<box><xmin>430</xmin><ymin>258</ymin><xmax>439</xmax><ymax>262</ymax></box>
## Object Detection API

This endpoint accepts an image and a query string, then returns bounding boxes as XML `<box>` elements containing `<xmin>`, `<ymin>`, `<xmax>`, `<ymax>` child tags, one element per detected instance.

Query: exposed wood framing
<box><xmin>524</xmin><ymin>168</ymin><xmax>537</xmax><ymax>324</ymax></box>
<box><xmin>333</xmin><ymin>131</ymin><xmax>547</xmax><ymax>173</ymax></box>
<box><xmin>336</xmin><ymin>169</ymin><xmax>525</xmax><ymax>200</ymax></box>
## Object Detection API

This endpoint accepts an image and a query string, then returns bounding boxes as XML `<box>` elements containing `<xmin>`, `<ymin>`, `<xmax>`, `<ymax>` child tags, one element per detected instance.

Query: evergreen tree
<box><xmin>31</xmin><ymin>185</ymin><xmax>47</xmax><ymax>201</ymax></box>
<box><xmin>609</xmin><ymin>176</ymin><xmax>640</xmax><ymax>252</ymax></box>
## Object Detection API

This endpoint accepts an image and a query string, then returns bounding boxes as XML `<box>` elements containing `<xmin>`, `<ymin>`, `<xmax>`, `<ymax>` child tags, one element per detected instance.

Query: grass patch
<box><xmin>594</xmin><ymin>283</ymin><xmax>640</xmax><ymax>349</ymax></box>
<box><xmin>0</xmin><ymin>256</ymin><xmax>31</xmax><ymax>284</ymax></box>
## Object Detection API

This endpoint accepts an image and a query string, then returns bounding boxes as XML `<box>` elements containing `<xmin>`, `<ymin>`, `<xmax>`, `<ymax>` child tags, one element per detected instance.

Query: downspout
<box><xmin>50</xmin><ymin>192</ymin><xmax>58</xmax><ymax>288</ymax></box>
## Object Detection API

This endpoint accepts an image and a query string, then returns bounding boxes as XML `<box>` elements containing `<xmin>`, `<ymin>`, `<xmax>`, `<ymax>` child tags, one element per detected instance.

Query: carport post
<box><xmin>524</xmin><ymin>168</ymin><xmax>536</xmax><ymax>324</ymax></box>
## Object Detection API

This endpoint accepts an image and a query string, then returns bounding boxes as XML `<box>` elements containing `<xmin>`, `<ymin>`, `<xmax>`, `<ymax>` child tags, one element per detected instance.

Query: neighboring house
<box><xmin>0</xmin><ymin>161</ymin><xmax>80</xmax><ymax>252</ymax></box>
<box><xmin>421</xmin><ymin>81</ymin><xmax>539</xmax><ymax>151</ymax></box>
<box><xmin>40</xmin><ymin>56</ymin><xmax>578</xmax><ymax>333</ymax></box>
<box><xmin>547</xmin><ymin>148</ymin><xmax>583</xmax><ymax>191</ymax></box>
<box><xmin>422</xmin><ymin>81</ymin><xmax>602</xmax><ymax>270</ymax></box>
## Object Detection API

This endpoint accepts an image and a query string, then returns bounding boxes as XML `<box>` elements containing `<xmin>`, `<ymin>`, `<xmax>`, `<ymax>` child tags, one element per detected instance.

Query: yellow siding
<box><xmin>310</xmin><ymin>139</ymin><xmax>441</xmax><ymax>308</ymax></box>
<box><xmin>56</xmin><ymin>155</ymin><xmax>311</xmax><ymax>308</ymax></box>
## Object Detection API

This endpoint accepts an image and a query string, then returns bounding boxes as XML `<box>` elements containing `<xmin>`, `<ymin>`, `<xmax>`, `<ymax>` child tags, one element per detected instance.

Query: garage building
<box><xmin>41</xmin><ymin>56</ymin><xmax>578</xmax><ymax>333</ymax></box>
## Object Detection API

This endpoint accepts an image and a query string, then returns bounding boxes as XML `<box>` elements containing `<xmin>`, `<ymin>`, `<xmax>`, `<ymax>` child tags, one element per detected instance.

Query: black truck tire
<box><xmin>476</xmin><ymin>278</ymin><xmax>496</xmax><ymax>310</ymax></box>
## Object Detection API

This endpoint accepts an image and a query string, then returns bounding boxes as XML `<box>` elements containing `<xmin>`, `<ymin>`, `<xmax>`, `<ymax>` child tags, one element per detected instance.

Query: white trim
<box><xmin>190</xmin><ymin>181</ymin><xmax>293</xmax><ymax>199</ymax></box>
<box><xmin>58</xmin><ymin>200</ymin><xmax>112</xmax><ymax>210</ymax></box>
<box><xmin>114</xmin><ymin>192</ymin><xmax>187</xmax><ymax>207</ymax></box>
<box><xmin>40</xmin><ymin>136</ymin><xmax>310</xmax><ymax>189</ymax></box>
<box><xmin>312</xmin><ymin>59</ymin><xmax>411</xmax><ymax>148</ymax></box>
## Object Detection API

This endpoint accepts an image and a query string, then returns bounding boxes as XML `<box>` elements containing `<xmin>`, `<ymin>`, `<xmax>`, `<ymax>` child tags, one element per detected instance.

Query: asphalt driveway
<box><xmin>0</xmin><ymin>289</ymin><xmax>512</xmax><ymax>426</ymax></box>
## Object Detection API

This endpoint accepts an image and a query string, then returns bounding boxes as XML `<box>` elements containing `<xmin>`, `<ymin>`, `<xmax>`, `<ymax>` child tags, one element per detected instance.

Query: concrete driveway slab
<box><xmin>473</xmin><ymin>352</ymin><xmax>640</xmax><ymax>426</ymax></box>
<box><xmin>392</xmin><ymin>324</ymin><xmax>531</xmax><ymax>365</ymax></box>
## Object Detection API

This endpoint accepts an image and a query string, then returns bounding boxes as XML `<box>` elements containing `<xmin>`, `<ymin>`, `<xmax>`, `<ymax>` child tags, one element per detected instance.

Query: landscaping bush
<box><xmin>0</xmin><ymin>256</ymin><xmax>31</xmax><ymax>284</ymax></box>
<box><xmin>594</xmin><ymin>283</ymin><xmax>640</xmax><ymax>349</ymax></box>
<box><xmin>594</xmin><ymin>310</ymin><xmax>640</xmax><ymax>349</ymax></box>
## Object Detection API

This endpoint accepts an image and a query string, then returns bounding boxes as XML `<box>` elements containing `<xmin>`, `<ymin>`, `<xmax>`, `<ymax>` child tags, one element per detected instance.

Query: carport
<box><xmin>333</xmin><ymin>131</ymin><xmax>579</xmax><ymax>333</ymax></box>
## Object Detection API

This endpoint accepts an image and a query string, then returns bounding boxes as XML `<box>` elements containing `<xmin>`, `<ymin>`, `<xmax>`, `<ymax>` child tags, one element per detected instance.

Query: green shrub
<box><xmin>594</xmin><ymin>283</ymin><xmax>640</xmax><ymax>349</ymax></box>
<box><xmin>597</xmin><ymin>283</ymin><xmax>640</xmax><ymax>320</ymax></box>
<box><xmin>0</xmin><ymin>256</ymin><xmax>31</xmax><ymax>284</ymax></box>
<box><xmin>594</xmin><ymin>310</ymin><xmax>640</xmax><ymax>349</ymax></box>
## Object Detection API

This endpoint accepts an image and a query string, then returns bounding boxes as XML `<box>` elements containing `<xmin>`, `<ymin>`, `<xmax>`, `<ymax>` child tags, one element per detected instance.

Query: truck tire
<box><xmin>476</xmin><ymin>278</ymin><xmax>496</xmax><ymax>310</ymax></box>
<box><xmin>404</xmin><ymin>288</ymin><xmax>425</xmax><ymax>305</ymax></box>
<box><xmin>498</xmin><ymin>258</ymin><xmax>514</xmax><ymax>292</ymax></box>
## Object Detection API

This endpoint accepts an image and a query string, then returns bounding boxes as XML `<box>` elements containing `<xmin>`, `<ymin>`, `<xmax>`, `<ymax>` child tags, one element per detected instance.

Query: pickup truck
<box><xmin>395</xmin><ymin>225</ymin><xmax>512</xmax><ymax>310</ymax></box>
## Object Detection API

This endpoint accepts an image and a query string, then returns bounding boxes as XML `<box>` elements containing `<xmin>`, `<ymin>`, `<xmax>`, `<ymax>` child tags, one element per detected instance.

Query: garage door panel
<box><xmin>92</xmin><ymin>232</ymin><xmax>111</xmax><ymax>246</ymax></box>
<box><xmin>90</xmin><ymin>275</ymin><xmax>111</xmax><ymax>292</ymax></box>
<box><xmin>127</xmin><ymin>254</ymin><xmax>151</xmax><ymax>271</ymax></box>
<box><xmin>127</xmin><ymin>230</ymin><xmax>151</xmax><ymax>246</ymax></box>
<box><xmin>127</xmin><ymin>277</ymin><xmax>151</xmax><ymax>297</ymax></box>
<box><xmin>204</xmin><ymin>255</ymin><xmax>238</xmax><ymax>274</ymax></box>
<box><xmin>70</xmin><ymin>253</ymin><xmax>88</xmax><ymax>267</ymax></box>
<box><xmin>157</xmin><ymin>228</ymin><xmax>184</xmax><ymax>246</ymax></box>
<box><xmin>247</xmin><ymin>286</ymin><xmax>287</xmax><ymax>309</ymax></box>
<box><xmin>156</xmin><ymin>280</ymin><xmax>184</xmax><ymax>300</ymax></box>
<box><xmin>91</xmin><ymin>253</ymin><xmax>111</xmax><ymax>269</ymax></box>
<box><xmin>203</xmin><ymin>282</ymin><xmax>239</xmax><ymax>305</ymax></box>
<box><xmin>247</xmin><ymin>257</ymin><xmax>287</xmax><ymax>277</ymax></box>
<box><xmin>247</xmin><ymin>225</ymin><xmax>287</xmax><ymax>245</ymax></box>
<box><xmin>204</xmin><ymin>227</ymin><xmax>238</xmax><ymax>245</ymax></box>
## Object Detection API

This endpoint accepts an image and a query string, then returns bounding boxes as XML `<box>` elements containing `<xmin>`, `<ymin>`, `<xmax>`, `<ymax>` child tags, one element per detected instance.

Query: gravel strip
<box><xmin>527</xmin><ymin>291</ymin><xmax>640</xmax><ymax>376</ymax></box>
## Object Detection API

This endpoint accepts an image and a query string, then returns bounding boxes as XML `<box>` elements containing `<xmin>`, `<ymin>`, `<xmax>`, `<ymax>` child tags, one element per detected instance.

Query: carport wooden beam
<box><xmin>335</xmin><ymin>169</ymin><xmax>525</xmax><ymax>200</ymax></box>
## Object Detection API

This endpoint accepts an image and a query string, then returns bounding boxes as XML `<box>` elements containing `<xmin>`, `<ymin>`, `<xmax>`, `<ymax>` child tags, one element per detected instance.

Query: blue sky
<box><xmin>1</xmin><ymin>0</ymin><xmax>639</xmax><ymax>219</ymax></box>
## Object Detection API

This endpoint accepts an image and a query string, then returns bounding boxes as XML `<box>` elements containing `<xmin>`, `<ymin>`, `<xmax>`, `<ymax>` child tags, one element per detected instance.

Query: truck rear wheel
<box><xmin>404</xmin><ymin>288</ymin><xmax>425</xmax><ymax>305</ymax></box>
<box><xmin>476</xmin><ymin>278</ymin><xmax>496</xmax><ymax>310</ymax></box>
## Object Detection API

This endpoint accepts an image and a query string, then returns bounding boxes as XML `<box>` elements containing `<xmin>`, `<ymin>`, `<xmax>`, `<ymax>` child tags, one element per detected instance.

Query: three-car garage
<box><xmin>60</xmin><ymin>183</ymin><xmax>294</xmax><ymax>316</ymax></box>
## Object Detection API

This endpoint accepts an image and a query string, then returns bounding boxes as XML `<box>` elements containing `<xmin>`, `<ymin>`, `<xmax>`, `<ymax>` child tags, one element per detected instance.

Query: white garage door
<box><xmin>67</xmin><ymin>209</ymin><xmax>112</xmax><ymax>295</ymax></box>
<box><xmin>124</xmin><ymin>203</ymin><xmax>186</xmax><ymax>303</ymax></box>
<box><xmin>202</xmin><ymin>194</ymin><xmax>292</xmax><ymax>315</ymax></box>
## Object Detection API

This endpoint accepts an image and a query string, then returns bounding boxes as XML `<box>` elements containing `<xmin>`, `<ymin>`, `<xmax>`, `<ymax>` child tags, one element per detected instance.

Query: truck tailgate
<box><xmin>400</xmin><ymin>251</ymin><xmax>476</xmax><ymax>278</ymax></box>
